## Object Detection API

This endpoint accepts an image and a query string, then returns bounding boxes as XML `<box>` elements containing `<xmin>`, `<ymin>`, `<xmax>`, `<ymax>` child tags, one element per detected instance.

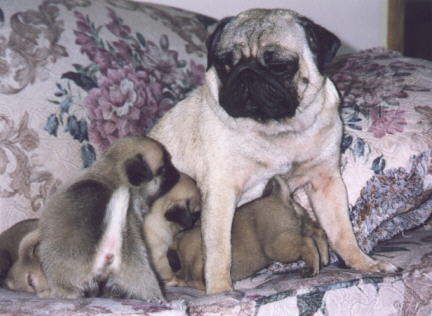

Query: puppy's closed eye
<box><xmin>165</xmin><ymin>206</ymin><xmax>195</xmax><ymax>230</ymax></box>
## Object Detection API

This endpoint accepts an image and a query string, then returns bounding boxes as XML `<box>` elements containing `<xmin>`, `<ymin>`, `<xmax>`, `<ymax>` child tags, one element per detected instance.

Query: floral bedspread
<box><xmin>0</xmin><ymin>0</ymin><xmax>431</xmax><ymax>315</ymax></box>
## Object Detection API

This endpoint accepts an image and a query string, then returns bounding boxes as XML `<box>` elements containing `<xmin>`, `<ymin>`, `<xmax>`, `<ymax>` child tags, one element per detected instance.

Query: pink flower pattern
<box><xmin>85</xmin><ymin>65</ymin><xmax>163</xmax><ymax>151</ymax></box>
<box><xmin>368</xmin><ymin>108</ymin><xmax>407</xmax><ymax>138</ymax></box>
<box><xmin>71</xmin><ymin>8</ymin><xmax>206</xmax><ymax>152</ymax></box>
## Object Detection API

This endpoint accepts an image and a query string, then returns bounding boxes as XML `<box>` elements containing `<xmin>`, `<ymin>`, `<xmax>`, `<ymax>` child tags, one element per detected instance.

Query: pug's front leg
<box><xmin>201</xmin><ymin>185</ymin><xmax>236</xmax><ymax>294</ymax></box>
<box><xmin>305</xmin><ymin>167</ymin><xmax>398</xmax><ymax>273</ymax></box>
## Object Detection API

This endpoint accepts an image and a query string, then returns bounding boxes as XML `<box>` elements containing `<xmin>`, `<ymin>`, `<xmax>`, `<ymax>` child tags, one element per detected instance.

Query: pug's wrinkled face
<box><xmin>206</xmin><ymin>9</ymin><xmax>340</xmax><ymax>123</ymax></box>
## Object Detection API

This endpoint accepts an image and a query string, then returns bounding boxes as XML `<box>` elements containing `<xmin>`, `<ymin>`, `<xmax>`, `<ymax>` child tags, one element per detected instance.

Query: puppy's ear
<box><xmin>18</xmin><ymin>230</ymin><xmax>40</xmax><ymax>260</ymax></box>
<box><xmin>165</xmin><ymin>205</ymin><xmax>195</xmax><ymax>229</ymax></box>
<box><xmin>158</xmin><ymin>150</ymin><xmax>180</xmax><ymax>196</ymax></box>
<box><xmin>206</xmin><ymin>16</ymin><xmax>234</xmax><ymax>70</ymax></box>
<box><xmin>167</xmin><ymin>248</ymin><xmax>181</xmax><ymax>273</ymax></box>
<box><xmin>297</xmin><ymin>17</ymin><xmax>341</xmax><ymax>73</ymax></box>
<box><xmin>261</xmin><ymin>176</ymin><xmax>291</xmax><ymax>201</ymax></box>
<box><xmin>124</xmin><ymin>154</ymin><xmax>152</xmax><ymax>186</ymax></box>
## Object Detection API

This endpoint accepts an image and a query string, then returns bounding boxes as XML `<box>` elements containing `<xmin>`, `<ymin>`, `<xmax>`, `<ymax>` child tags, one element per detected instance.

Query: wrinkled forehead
<box><xmin>221</xmin><ymin>9</ymin><xmax>307</xmax><ymax>57</ymax></box>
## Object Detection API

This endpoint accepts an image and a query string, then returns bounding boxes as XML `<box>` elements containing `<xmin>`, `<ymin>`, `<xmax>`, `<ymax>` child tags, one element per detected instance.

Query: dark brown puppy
<box><xmin>169</xmin><ymin>176</ymin><xmax>329</xmax><ymax>290</ymax></box>
<box><xmin>0</xmin><ymin>219</ymin><xmax>38</xmax><ymax>278</ymax></box>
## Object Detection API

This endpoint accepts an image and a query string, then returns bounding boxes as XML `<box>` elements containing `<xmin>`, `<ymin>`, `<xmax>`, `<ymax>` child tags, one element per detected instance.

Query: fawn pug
<box><xmin>150</xmin><ymin>9</ymin><xmax>396</xmax><ymax>294</ymax></box>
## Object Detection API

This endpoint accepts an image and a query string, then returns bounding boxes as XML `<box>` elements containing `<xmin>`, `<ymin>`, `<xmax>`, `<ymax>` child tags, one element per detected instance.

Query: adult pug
<box><xmin>149</xmin><ymin>8</ymin><xmax>397</xmax><ymax>294</ymax></box>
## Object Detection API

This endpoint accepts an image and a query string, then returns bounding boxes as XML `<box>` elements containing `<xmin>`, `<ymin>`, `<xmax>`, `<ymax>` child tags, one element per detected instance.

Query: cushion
<box><xmin>328</xmin><ymin>48</ymin><xmax>432</xmax><ymax>253</ymax></box>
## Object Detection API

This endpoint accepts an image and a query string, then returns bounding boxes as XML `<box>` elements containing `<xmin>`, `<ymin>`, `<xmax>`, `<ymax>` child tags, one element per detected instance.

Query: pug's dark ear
<box><xmin>206</xmin><ymin>16</ymin><xmax>234</xmax><ymax>70</ymax></box>
<box><xmin>124</xmin><ymin>154</ymin><xmax>152</xmax><ymax>186</ymax></box>
<box><xmin>297</xmin><ymin>17</ymin><xmax>341</xmax><ymax>73</ymax></box>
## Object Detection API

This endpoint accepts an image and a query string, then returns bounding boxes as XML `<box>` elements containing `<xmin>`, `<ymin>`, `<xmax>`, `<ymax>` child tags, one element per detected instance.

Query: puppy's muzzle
<box><xmin>219</xmin><ymin>59</ymin><xmax>299</xmax><ymax>121</ymax></box>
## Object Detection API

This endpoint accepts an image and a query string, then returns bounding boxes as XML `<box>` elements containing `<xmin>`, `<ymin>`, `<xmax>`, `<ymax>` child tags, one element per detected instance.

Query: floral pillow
<box><xmin>327</xmin><ymin>48</ymin><xmax>432</xmax><ymax>253</ymax></box>
<box><xmin>0</xmin><ymin>0</ymin><xmax>216</xmax><ymax>232</ymax></box>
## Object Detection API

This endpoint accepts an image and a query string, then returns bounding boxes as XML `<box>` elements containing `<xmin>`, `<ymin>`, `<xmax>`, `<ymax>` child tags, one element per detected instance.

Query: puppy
<box><xmin>168</xmin><ymin>176</ymin><xmax>329</xmax><ymax>290</ymax></box>
<box><xmin>38</xmin><ymin>136</ymin><xmax>179</xmax><ymax>300</ymax></box>
<box><xmin>144</xmin><ymin>172</ymin><xmax>201</xmax><ymax>286</ymax></box>
<box><xmin>0</xmin><ymin>219</ymin><xmax>38</xmax><ymax>278</ymax></box>
<box><xmin>5</xmin><ymin>227</ymin><xmax>49</xmax><ymax>295</ymax></box>
<box><xmin>149</xmin><ymin>9</ymin><xmax>397</xmax><ymax>293</ymax></box>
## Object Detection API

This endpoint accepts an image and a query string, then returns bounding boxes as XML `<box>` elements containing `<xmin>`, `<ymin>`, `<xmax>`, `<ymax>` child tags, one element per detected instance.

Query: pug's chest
<box><xmin>234</xmin><ymin>149</ymin><xmax>293</xmax><ymax>206</ymax></box>
<box><xmin>235</xmin><ymin>128</ymin><xmax>337</xmax><ymax>206</ymax></box>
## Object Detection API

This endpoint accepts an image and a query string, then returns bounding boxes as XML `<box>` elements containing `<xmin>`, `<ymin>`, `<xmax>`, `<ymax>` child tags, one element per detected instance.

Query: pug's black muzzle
<box><xmin>218</xmin><ymin>60</ymin><xmax>299</xmax><ymax>122</ymax></box>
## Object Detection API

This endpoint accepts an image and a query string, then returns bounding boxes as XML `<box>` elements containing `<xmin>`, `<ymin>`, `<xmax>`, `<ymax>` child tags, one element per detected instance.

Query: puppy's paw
<box><xmin>165</xmin><ymin>277</ymin><xmax>187</xmax><ymax>287</ymax></box>
<box><xmin>40</xmin><ymin>287</ymin><xmax>81</xmax><ymax>299</ymax></box>
<box><xmin>36</xmin><ymin>289</ymin><xmax>52</xmax><ymax>298</ymax></box>
<box><xmin>301</xmin><ymin>267</ymin><xmax>319</xmax><ymax>278</ymax></box>
<box><xmin>321</xmin><ymin>254</ymin><xmax>329</xmax><ymax>267</ymax></box>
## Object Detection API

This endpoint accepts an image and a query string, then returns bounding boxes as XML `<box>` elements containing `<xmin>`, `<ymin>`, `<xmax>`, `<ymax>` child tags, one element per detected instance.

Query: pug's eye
<box><xmin>219</xmin><ymin>52</ymin><xmax>234</xmax><ymax>72</ymax></box>
<box><xmin>263</xmin><ymin>51</ymin><xmax>299</xmax><ymax>75</ymax></box>
<box><xmin>263</xmin><ymin>50</ymin><xmax>276</xmax><ymax>65</ymax></box>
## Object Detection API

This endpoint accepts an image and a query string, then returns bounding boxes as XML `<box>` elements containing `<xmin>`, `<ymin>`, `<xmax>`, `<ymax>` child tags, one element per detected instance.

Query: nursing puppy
<box><xmin>5</xmin><ymin>226</ymin><xmax>49</xmax><ymax>295</ymax></box>
<box><xmin>149</xmin><ymin>9</ymin><xmax>397</xmax><ymax>293</ymax></box>
<box><xmin>168</xmin><ymin>176</ymin><xmax>329</xmax><ymax>290</ymax></box>
<box><xmin>38</xmin><ymin>136</ymin><xmax>179</xmax><ymax>300</ymax></box>
<box><xmin>0</xmin><ymin>219</ymin><xmax>39</xmax><ymax>279</ymax></box>
<box><xmin>144</xmin><ymin>172</ymin><xmax>201</xmax><ymax>286</ymax></box>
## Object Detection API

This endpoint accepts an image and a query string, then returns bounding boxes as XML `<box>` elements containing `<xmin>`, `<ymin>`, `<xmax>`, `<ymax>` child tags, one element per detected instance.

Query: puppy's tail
<box><xmin>263</xmin><ymin>175</ymin><xmax>292</xmax><ymax>204</ymax></box>
<box><xmin>93</xmin><ymin>185</ymin><xmax>130</xmax><ymax>277</ymax></box>
<box><xmin>274</xmin><ymin>175</ymin><xmax>292</xmax><ymax>204</ymax></box>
